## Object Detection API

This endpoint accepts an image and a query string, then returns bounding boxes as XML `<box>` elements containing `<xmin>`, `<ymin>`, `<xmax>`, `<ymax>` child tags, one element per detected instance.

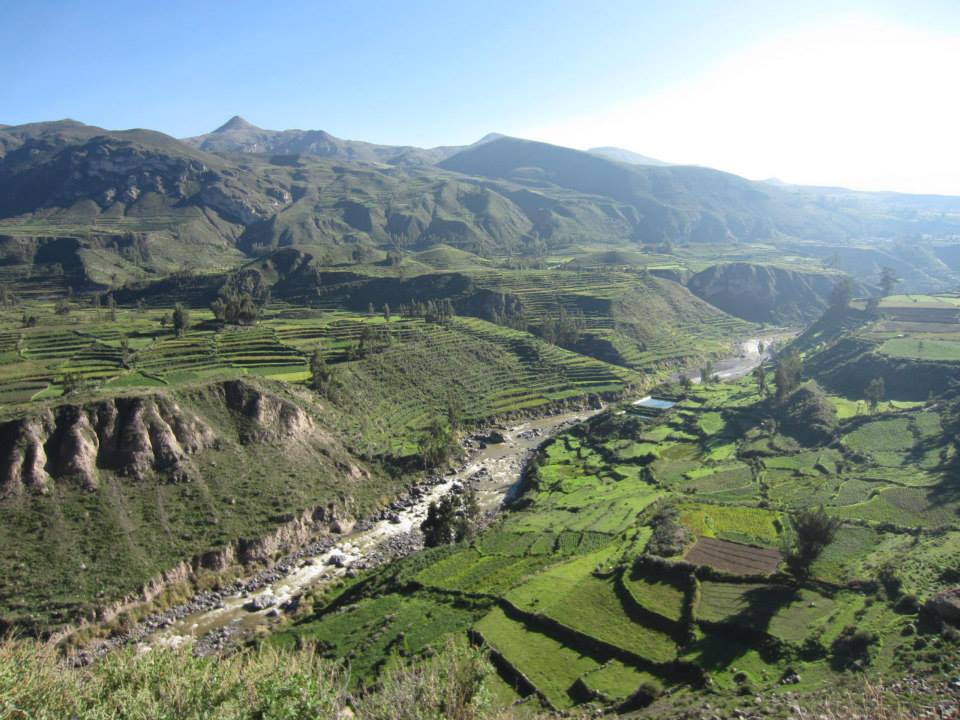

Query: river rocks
<box><xmin>243</xmin><ymin>594</ymin><xmax>275</xmax><ymax>612</ymax></box>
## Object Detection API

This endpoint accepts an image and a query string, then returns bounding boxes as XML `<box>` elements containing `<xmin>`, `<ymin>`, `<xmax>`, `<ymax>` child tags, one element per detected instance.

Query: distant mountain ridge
<box><xmin>183</xmin><ymin>115</ymin><xmax>466</xmax><ymax>165</ymax></box>
<box><xmin>3</xmin><ymin>118</ymin><xmax>960</xmax><ymax>292</ymax></box>
<box><xmin>588</xmin><ymin>146</ymin><xmax>670</xmax><ymax>166</ymax></box>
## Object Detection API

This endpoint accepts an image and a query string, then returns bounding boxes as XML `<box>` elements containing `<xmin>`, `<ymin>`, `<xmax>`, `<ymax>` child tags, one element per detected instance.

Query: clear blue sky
<box><xmin>3</xmin><ymin>0</ymin><xmax>959</xmax><ymax>192</ymax></box>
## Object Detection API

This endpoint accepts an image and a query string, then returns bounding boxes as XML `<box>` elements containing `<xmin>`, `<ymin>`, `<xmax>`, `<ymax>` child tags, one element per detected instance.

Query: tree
<box><xmin>774</xmin><ymin>352</ymin><xmax>803</xmax><ymax>404</ymax></box>
<box><xmin>119</xmin><ymin>335</ymin><xmax>132</xmax><ymax>369</ymax></box>
<box><xmin>172</xmin><ymin>303</ymin><xmax>189</xmax><ymax>337</ymax></box>
<box><xmin>864</xmin><ymin>377</ymin><xmax>885</xmax><ymax>412</ymax></box>
<box><xmin>367</xmin><ymin>302</ymin><xmax>375</xmax><ymax>316</ymax></box>
<box><xmin>0</xmin><ymin>284</ymin><xmax>17</xmax><ymax>308</ymax></box>
<box><xmin>828</xmin><ymin>276</ymin><xmax>853</xmax><ymax>312</ymax></box>
<box><xmin>700</xmin><ymin>360</ymin><xmax>714</xmax><ymax>385</ymax></box>
<box><xmin>420</xmin><ymin>488</ymin><xmax>481</xmax><ymax>547</ymax></box>
<box><xmin>879</xmin><ymin>266</ymin><xmax>898</xmax><ymax>297</ymax></box>
<box><xmin>753</xmin><ymin>364</ymin><xmax>768</xmax><ymax>397</ymax></box>
<box><xmin>678</xmin><ymin>373</ymin><xmax>692</xmax><ymax>394</ymax></box>
<box><xmin>309</xmin><ymin>349</ymin><xmax>334</xmax><ymax>396</ymax></box>
<box><xmin>418</xmin><ymin>418</ymin><xmax>456</xmax><ymax>470</ymax></box>
<box><xmin>383</xmin><ymin>303</ymin><xmax>391</xmax><ymax>322</ymax></box>
<box><xmin>92</xmin><ymin>293</ymin><xmax>101</xmax><ymax>320</ymax></box>
<box><xmin>55</xmin><ymin>299</ymin><xmax>71</xmax><ymax>316</ymax></box>
<box><xmin>106</xmin><ymin>294</ymin><xmax>117</xmax><ymax>322</ymax></box>
<box><xmin>785</xmin><ymin>506</ymin><xmax>840</xmax><ymax>578</ymax></box>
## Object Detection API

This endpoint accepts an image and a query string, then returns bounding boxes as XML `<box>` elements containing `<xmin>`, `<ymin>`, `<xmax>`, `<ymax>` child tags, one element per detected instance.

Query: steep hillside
<box><xmin>588</xmin><ymin>146</ymin><xmax>671</xmax><ymax>166</ymax></box>
<box><xmin>439</xmin><ymin>137</ymin><xmax>863</xmax><ymax>244</ymax></box>
<box><xmin>686</xmin><ymin>262</ymin><xmax>847</xmax><ymax>324</ymax></box>
<box><xmin>0</xmin><ymin>379</ymin><xmax>382</xmax><ymax>632</ymax></box>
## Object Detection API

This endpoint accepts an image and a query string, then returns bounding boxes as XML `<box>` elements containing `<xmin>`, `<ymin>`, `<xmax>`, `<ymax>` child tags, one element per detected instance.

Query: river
<box><xmin>134</xmin><ymin>333</ymin><xmax>783</xmax><ymax>654</ymax></box>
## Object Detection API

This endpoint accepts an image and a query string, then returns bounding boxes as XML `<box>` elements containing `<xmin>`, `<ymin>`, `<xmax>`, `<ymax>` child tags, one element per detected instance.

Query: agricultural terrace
<box><xmin>0</xmin><ymin>300</ymin><xmax>650</xmax><ymax>456</ymax></box>
<box><xmin>279</xmin><ymin>369</ymin><xmax>960</xmax><ymax>713</ymax></box>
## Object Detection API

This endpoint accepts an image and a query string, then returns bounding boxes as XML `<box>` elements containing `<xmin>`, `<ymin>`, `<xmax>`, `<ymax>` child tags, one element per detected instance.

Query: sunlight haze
<box><xmin>528</xmin><ymin>20</ymin><xmax>960</xmax><ymax>194</ymax></box>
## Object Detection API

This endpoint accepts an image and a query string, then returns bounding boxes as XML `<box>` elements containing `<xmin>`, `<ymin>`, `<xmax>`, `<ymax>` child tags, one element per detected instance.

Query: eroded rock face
<box><xmin>0</xmin><ymin>411</ymin><xmax>54</xmax><ymax>495</ymax></box>
<box><xmin>220</xmin><ymin>380</ymin><xmax>314</xmax><ymax>445</ymax></box>
<box><xmin>0</xmin><ymin>396</ymin><xmax>215</xmax><ymax>494</ymax></box>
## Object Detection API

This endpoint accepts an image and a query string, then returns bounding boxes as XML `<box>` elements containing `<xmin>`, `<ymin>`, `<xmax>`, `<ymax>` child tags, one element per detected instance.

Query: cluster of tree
<box><xmin>420</xmin><ymin>487</ymin><xmax>481</xmax><ymax>547</ymax></box>
<box><xmin>541</xmin><ymin>305</ymin><xmax>585</xmax><ymax>348</ymax></box>
<box><xmin>61</xmin><ymin>371</ymin><xmax>90</xmax><ymax>396</ymax></box>
<box><xmin>398</xmin><ymin>299</ymin><xmax>456</xmax><ymax>324</ymax></box>
<box><xmin>486</xmin><ymin>293</ymin><xmax>528</xmax><ymax>332</ymax></box>
<box><xmin>211</xmin><ymin>290</ymin><xmax>261</xmax><ymax>325</ymax></box>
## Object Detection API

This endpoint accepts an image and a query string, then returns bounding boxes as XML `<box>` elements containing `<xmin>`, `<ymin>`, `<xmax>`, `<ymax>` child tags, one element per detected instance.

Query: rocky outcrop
<box><xmin>220</xmin><ymin>380</ymin><xmax>314</xmax><ymax>445</ymax></box>
<box><xmin>687</xmin><ymin>262</ymin><xmax>847</xmax><ymax>324</ymax></box>
<box><xmin>925</xmin><ymin>587</ymin><xmax>960</xmax><ymax>625</ymax></box>
<box><xmin>0</xmin><ymin>396</ymin><xmax>215</xmax><ymax>494</ymax></box>
<box><xmin>0</xmin><ymin>411</ymin><xmax>54</xmax><ymax>495</ymax></box>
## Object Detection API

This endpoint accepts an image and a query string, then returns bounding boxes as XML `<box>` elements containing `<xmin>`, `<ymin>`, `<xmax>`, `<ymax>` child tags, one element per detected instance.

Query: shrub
<box><xmin>831</xmin><ymin>625</ymin><xmax>878</xmax><ymax>669</ymax></box>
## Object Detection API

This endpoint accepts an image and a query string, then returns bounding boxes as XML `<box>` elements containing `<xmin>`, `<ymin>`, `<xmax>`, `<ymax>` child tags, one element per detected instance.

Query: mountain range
<box><xmin>2</xmin><ymin>116</ymin><xmax>960</xmax><ymax>290</ymax></box>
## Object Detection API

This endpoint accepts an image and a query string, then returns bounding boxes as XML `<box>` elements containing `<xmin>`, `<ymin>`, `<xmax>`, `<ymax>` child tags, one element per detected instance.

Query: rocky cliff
<box><xmin>0</xmin><ymin>379</ymin><xmax>383</xmax><ymax>633</ymax></box>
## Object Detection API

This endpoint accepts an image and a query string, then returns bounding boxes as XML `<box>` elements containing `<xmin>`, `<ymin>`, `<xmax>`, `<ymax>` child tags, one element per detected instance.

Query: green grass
<box><xmin>621</xmin><ymin>573</ymin><xmax>687</xmax><ymax>623</ymax></box>
<box><xmin>578</xmin><ymin>661</ymin><xmax>661</xmax><ymax>702</ymax></box>
<box><xmin>474</xmin><ymin>607</ymin><xmax>601</xmax><ymax>710</ymax></box>
<box><xmin>538</xmin><ymin>574</ymin><xmax>678</xmax><ymax>664</ymax></box>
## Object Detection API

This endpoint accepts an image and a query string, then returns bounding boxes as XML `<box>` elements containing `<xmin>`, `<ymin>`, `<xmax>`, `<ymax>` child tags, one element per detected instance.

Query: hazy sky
<box><xmin>2</xmin><ymin>0</ymin><xmax>958</xmax><ymax>194</ymax></box>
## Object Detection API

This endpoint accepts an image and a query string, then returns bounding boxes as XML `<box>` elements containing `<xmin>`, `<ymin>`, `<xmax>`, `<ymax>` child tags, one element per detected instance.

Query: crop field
<box><xmin>413</xmin><ymin>548</ymin><xmax>554</xmax><ymax>596</ymax></box>
<box><xmin>621</xmin><ymin>573</ymin><xmax>687</xmax><ymax>622</ymax></box>
<box><xmin>578</xmin><ymin>661</ymin><xmax>663</xmax><ymax>702</ymax></box>
<box><xmin>677</xmin><ymin>503</ymin><xmax>782</xmax><ymax>547</ymax></box>
<box><xmin>684</xmin><ymin>537</ymin><xmax>782</xmax><ymax>576</ymax></box>
<box><xmin>537</xmin><ymin>574</ymin><xmax>679</xmax><ymax>664</ymax></box>
<box><xmin>474</xmin><ymin>607</ymin><xmax>603</xmax><ymax>710</ymax></box>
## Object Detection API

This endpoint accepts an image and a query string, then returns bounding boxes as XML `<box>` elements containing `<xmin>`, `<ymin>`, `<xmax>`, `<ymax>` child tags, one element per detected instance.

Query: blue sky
<box><xmin>2</xmin><ymin>0</ymin><xmax>959</xmax><ymax>192</ymax></box>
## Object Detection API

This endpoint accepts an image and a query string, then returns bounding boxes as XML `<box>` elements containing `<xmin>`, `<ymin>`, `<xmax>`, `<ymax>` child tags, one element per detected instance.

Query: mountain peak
<box><xmin>474</xmin><ymin>132</ymin><xmax>506</xmax><ymax>145</ymax></box>
<box><xmin>213</xmin><ymin>115</ymin><xmax>258</xmax><ymax>133</ymax></box>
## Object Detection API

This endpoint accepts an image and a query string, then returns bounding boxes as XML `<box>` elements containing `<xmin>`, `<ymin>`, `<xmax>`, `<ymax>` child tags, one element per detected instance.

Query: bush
<box><xmin>831</xmin><ymin>625</ymin><xmax>878</xmax><ymax>669</ymax></box>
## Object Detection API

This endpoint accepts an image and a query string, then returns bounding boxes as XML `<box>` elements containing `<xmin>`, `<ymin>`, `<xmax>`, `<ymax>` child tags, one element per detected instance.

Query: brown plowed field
<box><xmin>684</xmin><ymin>536</ymin><xmax>781</xmax><ymax>575</ymax></box>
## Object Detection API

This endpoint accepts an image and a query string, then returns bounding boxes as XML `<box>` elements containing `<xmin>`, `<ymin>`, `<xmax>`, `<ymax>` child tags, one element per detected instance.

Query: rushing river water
<box><xmin>141</xmin><ymin>333</ymin><xmax>786</xmax><ymax>653</ymax></box>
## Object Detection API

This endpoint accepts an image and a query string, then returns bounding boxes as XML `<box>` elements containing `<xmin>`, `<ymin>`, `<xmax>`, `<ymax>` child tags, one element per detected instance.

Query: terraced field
<box><xmin>280</xmin><ymin>355</ymin><xmax>960</xmax><ymax>714</ymax></box>
<box><xmin>0</xmin><ymin>304</ymin><xmax>643</xmax><ymax>457</ymax></box>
